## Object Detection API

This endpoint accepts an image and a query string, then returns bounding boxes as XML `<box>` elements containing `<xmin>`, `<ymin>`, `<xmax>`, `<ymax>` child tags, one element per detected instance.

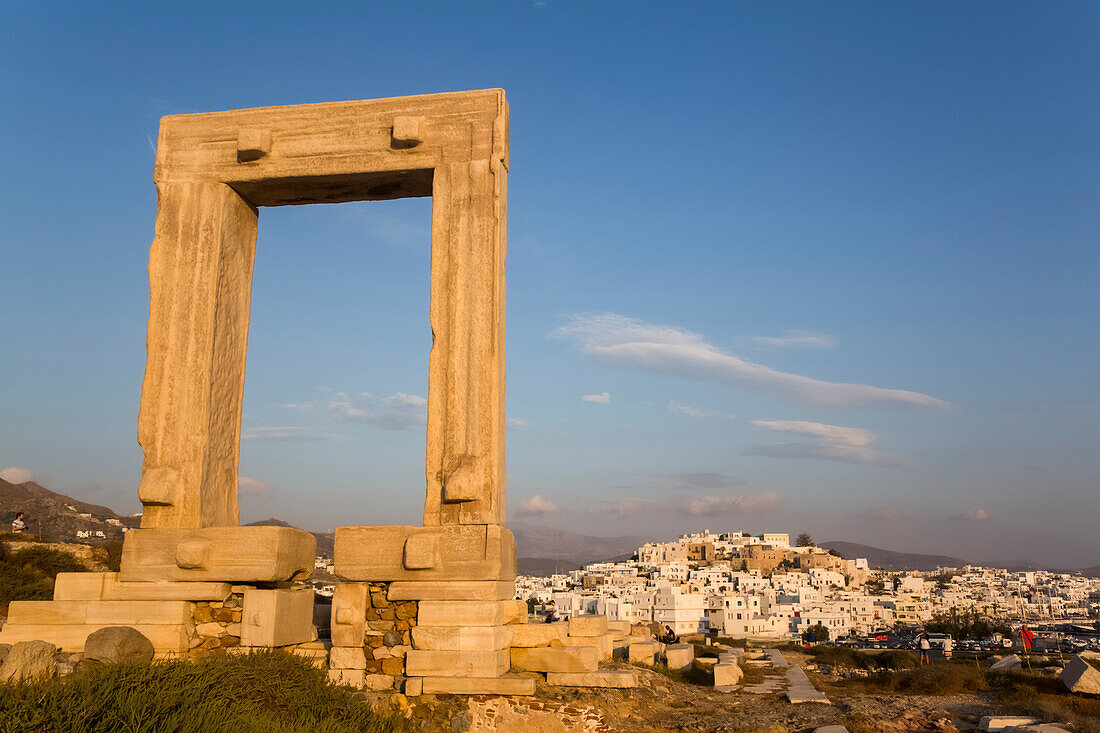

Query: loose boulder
<box><xmin>0</xmin><ymin>640</ymin><xmax>57</xmax><ymax>683</ymax></box>
<box><xmin>1059</xmin><ymin>655</ymin><xmax>1100</xmax><ymax>695</ymax></box>
<box><xmin>83</xmin><ymin>627</ymin><xmax>155</xmax><ymax>665</ymax></box>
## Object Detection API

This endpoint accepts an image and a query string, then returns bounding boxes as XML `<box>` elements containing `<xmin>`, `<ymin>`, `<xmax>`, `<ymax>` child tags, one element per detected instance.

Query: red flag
<box><xmin>1020</xmin><ymin>626</ymin><xmax>1034</xmax><ymax>649</ymax></box>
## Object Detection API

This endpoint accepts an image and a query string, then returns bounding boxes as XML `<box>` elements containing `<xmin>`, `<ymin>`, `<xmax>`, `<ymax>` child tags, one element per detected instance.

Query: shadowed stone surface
<box><xmin>83</xmin><ymin>626</ymin><xmax>155</xmax><ymax>665</ymax></box>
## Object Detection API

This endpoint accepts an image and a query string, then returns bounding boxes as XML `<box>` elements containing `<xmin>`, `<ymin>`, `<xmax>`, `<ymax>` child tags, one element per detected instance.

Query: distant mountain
<box><xmin>0</xmin><ymin>477</ymin><xmax>139</xmax><ymax>542</ymax></box>
<box><xmin>245</xmin><ymin>517</ymin><xmax>335</xmax><ymax>558</ymax></box>
<box><xmin>507</xmin><ymin>520</ymin><xmax>653</xmax><ymax>565</ymax></box>
<box><xmin>821</xmin><ymin>541</ymin><xmax>968</xmax><ymax>571</ymax></box>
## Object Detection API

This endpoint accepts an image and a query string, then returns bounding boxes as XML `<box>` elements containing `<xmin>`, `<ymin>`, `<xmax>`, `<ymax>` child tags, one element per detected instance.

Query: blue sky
<box><xmin>1</xmin><ymin>2</ymin><xmax>1097</xmax><ymax>567</ymax></box>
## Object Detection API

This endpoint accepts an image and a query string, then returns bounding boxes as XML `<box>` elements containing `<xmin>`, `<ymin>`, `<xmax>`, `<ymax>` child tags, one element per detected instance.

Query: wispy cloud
<box><xmin>516</xmin><ymin>494</ymin><xmax>558</xmax><ymax>516</ymax></box>
<box><xmin>582</xmin><ymin>392</ymin><xmax>611</xmax><ymax>404</ymax></box>
<box><xmin>677</xmin><ymin>491</ymin><xmax>780</xmax><ymax>516</ymax></box>
<box><xmin>506</xmin><ymin>417</ymin><xmax>529</xmax><ymax>430</ymax></box>
<box><xmin>746</xmin><ymin>419</ymin><xmax>907</xmax><ymax>468</ymax></box>
<box><xmin>667</xmin><ymin>401</ymin><xmax>734</xmax><ymax>419</ymax></box>
<box><xmin>0</xmin><ymin>467</ymin><xmax>33</xmax><ymax>484</ymax></box>
<box><xmin>867</xmin><ymin>503</ymin><xmax>907</xmax><ymax>521</ymax></box>
<box><xmin>243</xmin><ymin>426</ymin><xmax>340</xmax><ymax>441</ymax></box>
<box><xmin>553</xmin><ymin>313</ymin><xmax>947</xmax><ymax>410</ymax></box>
<box><xmin>328</xmin><ymin>392</ymin><xmax>427</xmax><ymax>430</ymax></box>
<box><xmin>238</xmin><ymin>476</ymin><xmax>272</xmax><ymax>497</ymax></box>
<box><xmin>953</xmin><ymin>508</ymin><xmax>990</xmax><ymax>522</ymax></box>
<box><xmin>594</xmin><ymin>490</ymin><xmax>778</xmax><ymax>519</ymax></box>
<box><xmin>753</xmin><ymin>329</ymin><xmax>838</xmax><ymax>350</ymax></box>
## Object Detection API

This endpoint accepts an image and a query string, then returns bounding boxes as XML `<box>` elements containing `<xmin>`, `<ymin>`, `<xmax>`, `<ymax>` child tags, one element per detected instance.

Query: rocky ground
<box><xmin>366</xmin><ymin>654</ymin><xmax>1011</xmax><ymax>733</ymax></box>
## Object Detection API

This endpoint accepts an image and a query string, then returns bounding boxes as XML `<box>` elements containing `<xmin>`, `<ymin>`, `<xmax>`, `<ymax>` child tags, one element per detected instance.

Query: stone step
<box><xmin>405</xmin><ymin>649</ymin><xmax>510</xmax><ymax>677</ymax></box>
<box><xmin>546</xmin><ymin>670</ymin><xmax>637</xmax><ymax>688</ymax></box>
<box><xmin>0</xmin><ymin>623</ymin><xmax>188</xmax><ymax>652</ymax></box>
<box><xmin>420</xmin><ymin>674</ymin><xmax>535</xmax><ymax>696</ymax></box>
<box><xmin>510</xmin><ymin>645</ymin><xmax>599</xmax><ymax>673</ymax></box>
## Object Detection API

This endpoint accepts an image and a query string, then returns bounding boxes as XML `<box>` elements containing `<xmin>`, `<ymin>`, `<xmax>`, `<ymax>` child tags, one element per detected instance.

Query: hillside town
<box><xmin>516</xmin><ymin>531</ymin><xmax>1100</xmax><ymax>644</ymax></box>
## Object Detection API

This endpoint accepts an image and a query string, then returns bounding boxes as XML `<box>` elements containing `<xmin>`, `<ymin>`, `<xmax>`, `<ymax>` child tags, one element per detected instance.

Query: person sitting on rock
<box><xmin>660</xmin><ymin>625</ymin><xmax>679</xmax><ymax>644</ymax></box>
<box><xmin>11</xmin><ymin>512</ymin><xmax>26</xmax><ymax>533</ymax></box>
<box><xmin>544</xmin><ymin>600</ymin><xmax>560</xmax><ymax>624</ymax></box>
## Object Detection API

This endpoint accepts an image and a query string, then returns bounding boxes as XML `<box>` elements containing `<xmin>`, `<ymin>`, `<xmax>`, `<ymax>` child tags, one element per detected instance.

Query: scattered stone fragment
<box><xmin>0</xmin><ymin>640</ymin><xmax>57</xmax><ymax>683</ymax></box>
<box><xmin>1059</xmin><ymin>655</ymin><xmax>1100</xmax><ymax>695</ymax></box>
<box><xmin>989</xmin><ymin>654</ymin><xmax>1023</xmax><ymax>671</ymax></box>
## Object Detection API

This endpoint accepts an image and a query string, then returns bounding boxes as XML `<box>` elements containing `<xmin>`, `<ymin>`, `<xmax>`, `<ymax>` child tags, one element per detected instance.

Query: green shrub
<box><xmin>0</xmin><ymin>650</ymin><xmax>409</xmax><ymax>733</ymax></box>
<box><xmin>874</xmin><ymin>649</ymin><xmax>918</xmax><ymax>670</ymax></box>
<box><xmin>0</xmin><ymin>544</ymin><xmax>90</xmax><ymax>613</ymax></box>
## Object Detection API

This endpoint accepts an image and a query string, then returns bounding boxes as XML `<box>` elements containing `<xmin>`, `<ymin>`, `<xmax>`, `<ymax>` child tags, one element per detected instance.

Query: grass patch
<box><xmin>990</xmin><ymin>669</ymin><xmax>1100</xmax><ymax>733</ymax></box>
<box><xmin>0</xmin><ymin>650</ymin><xmax>409</xmax><ymax>733</ymax></box>
<box><xmin>842</xmin><ymin>659</ymin><xmax>988</xmax><ymax>696</ymax></box>
<box><xmin>0</xmin><ymin>544</ymin><xmax>91</xmax><ymax>613</ymax></box>
<box><xmin>804</xmin><ymin>645</ymin><xmax>918</xmax><ymax>671</ymax></box>
<box><xmin>714</xmin><ymin>637</ymin><xmax>749</xmax><ymax>648</ymax></box>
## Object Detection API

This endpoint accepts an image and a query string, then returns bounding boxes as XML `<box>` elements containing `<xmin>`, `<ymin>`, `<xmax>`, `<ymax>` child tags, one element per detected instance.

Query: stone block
<box><xmin>989</xmin><ymin>653</ymin><xmax>1023</xmax><ymax>671</ymax></box>
<box><xmin>503</xmin><ymin>598</ymin><xmax>528</xmax><ymax>624</ymax></box>
<box><xmin>420</xmin><ymin>675</ymin><xmax>535</xmax><ymax>696</ymax></box>
<box><xmin>329</xmin><ymin>646</ymin><xmax>367</xmax><ymax>670</ymax></box>
<box><xmin>416</xmin><ymin>600</ymin><xmax>509</xmax><ymax>627</ymax></box>
<box><xmin>411</xmin><ymin>626</ymin><xmax>512</xmax><ymax>651</ymax></box>
<box><xmin>334</xmin><ymin>525</ymin><xmax>515</xmax><ymax>582</ymax></box>
<box><xmin>404</xmin><ymin>677</ymin><xmax>423</xmax><ymax>696</ymax></box>
<box><xmin>607</xmin><ymin>620</ymin><xmax>630</xmax><ymax>635</ymax></box>
<box><xmin>1060</xmin><ymin>655</ymin><xmax>1100</xmax><ymax>695</ymax></box>
<box><xmin>546</xmin><ymin>670</ymin><xmax>637</xmax><ymax>688</ymax></box>
<box><xmin>363</xmin><ymin>674</ymin><xmax>397</xmax><ymax>690</ymax></box>
<box><xmin>628</xmin><ymin>640</ymin><xmax>661</xmax><ymax>665</ymax></box>
<box><xmin>386</xmin><ymin>580</ymin><xmax>515</xmax><ymax>601</ymax></box>
<box><xmin>405</xmin><ymin>649</ymin><xmax>509</xmax><ymax>678</ymax></box>
<box><xmin>103</xmin><ymin>575</ymin><xmax>231</xmax><ymax>601</ymax></box>
<box><xmin>714</xmin><ymin>662</ymin><xmax>743</xmax><ymax>689</ymax></box>
<box><xmin>568</xmin><ymin>614</ymin><xmax>608</xmax><ymax>637</ymax></box>
<box><xmin>327</xmin><ymin>668</ymin><xmax>364</xmax><ymax>688</ymax></box>
<box><xmin>330</xmin><ymin>583</ymin><xmax>369</xmax><ymax>647</ymax></box>
<box><xmin>567</xmin><ymin>634</ymin><xmax>613</xmax><ymax>662</ymax></box>
<box><xmin>241</xmin><ymin>588</ymin><xmax>313</xmax><ymax>647</ymax></box>
<box><xmin>510</xmin><ymin>622</ymin><xmax>568</xmax><ymax>648</ymax></box>
<box><xmin>119</xmin><ymin>527</ymin><xmax>315</xmax><ymax>583</ymax></box>
<box><xmin>53</xmin><ymin>573</ymin><xmax>106</xmax><ymax>601</ymax></box>
<box><xmin>664</xmin><ymin>643</ymin><xmax>694</xmax><ymax>671</ymax></box>
<box><xmin>980</xmin><ymin>717</ymin><xmax>1041</xmax><ymax>731</ymax></box>
<box><xmin>0</xmin><ymin>623</ymin><xmax>188</xmax><ymax>653</ymax></box>
<box><xmin>510</xmin><ymin>646</ymin><xmax>598</xmax><ymax>673</ymax></box>
<box><xmin>6</xmin><ymin>600</ymin><xmax>191</xmax><ymax>627</ymax></box>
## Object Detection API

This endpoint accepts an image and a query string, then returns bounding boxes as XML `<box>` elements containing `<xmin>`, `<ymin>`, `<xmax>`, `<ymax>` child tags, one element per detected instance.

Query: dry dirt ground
<box><xmin>370</xmin><ymin>657</ymin><xmax>1010</xmax><ymax>733</ymax></box>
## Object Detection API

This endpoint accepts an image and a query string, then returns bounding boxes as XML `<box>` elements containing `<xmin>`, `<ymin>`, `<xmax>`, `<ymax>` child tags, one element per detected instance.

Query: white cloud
<box><xmin>953</xmin><ymin>508</ymin><xmax>990</xmax><ymax>522</ymax></box>
<box><xmin>0</xmin><ymin>467</ymin><xmax>33</xmax><ymax>484</ymax></box>
<box><xmin>667</xmin><ymin>401</ymin><xmax>734</xmax><ymax>419</ymax></box>
<box><xmin>753</xmin><ymin>330</ymin><xmax>839</xmax><ymax>350</ymax></box>
<box><xmin>243</xmin><ymin>426</ymin><xmax>339</xmax><ymax>441</ymax></box>
<box><xmin>516</xmin><ymin>494</ymin><xmax>558</xmax><ymax>516</ymax></box>
<box><xmin>664</xmin><ymin>472</ymin><xmax>744</xmax><ymax>489</ymax></box>
<box><xmin>747</xmin><ymin>419</ymin><xmax>907</xmax><ymax>468</ymax></box>
<box><xmin>582</xmin><ymin>392</ymin><xmax>611</xmax><ymax>404</ymax></box>
<box><xmin>677</xmin><ymin>491</ymin><xmax>779</xmax><ymax>516</ymax></box>
<box><xmin>553</xmin><ymin>313</ymin><xmax>947</xmax><ymax>410</ymax></box>
<box><xmin>506</xmin><ymin>417</ymin><xmax>529</xmax><ymax>430</ymax></box>
<box><xmin>328</xmin><ymin>391</ymin><xmax>427</xmax><ymax>430</ymax></box>
<box><xmin>238</xmin><ymin>477</ymin><xmax>272</xmax><ymax>497</ymax></box>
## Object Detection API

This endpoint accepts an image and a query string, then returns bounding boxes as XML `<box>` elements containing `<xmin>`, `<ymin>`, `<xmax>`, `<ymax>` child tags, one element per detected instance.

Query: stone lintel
<box><xmin>119</xmin><ymin>527</ymin><xmax>315</xmax><ymax>583</ymax></box>
<box><xmin>333</xmin><ymin>525</ymin><xmax>514</xmax><ymax>582</ymax></box>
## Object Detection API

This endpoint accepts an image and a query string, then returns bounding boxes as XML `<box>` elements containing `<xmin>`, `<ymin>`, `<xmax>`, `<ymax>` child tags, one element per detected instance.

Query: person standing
<box><xmin>918</xmin><ymin>632</ymin><xmax>931</xmax><ymax>665</ymax></box>
<box><xmin>11</xmin><ymin>512</ymin><xmax>26</xmax><ymax>533</ymax></box>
